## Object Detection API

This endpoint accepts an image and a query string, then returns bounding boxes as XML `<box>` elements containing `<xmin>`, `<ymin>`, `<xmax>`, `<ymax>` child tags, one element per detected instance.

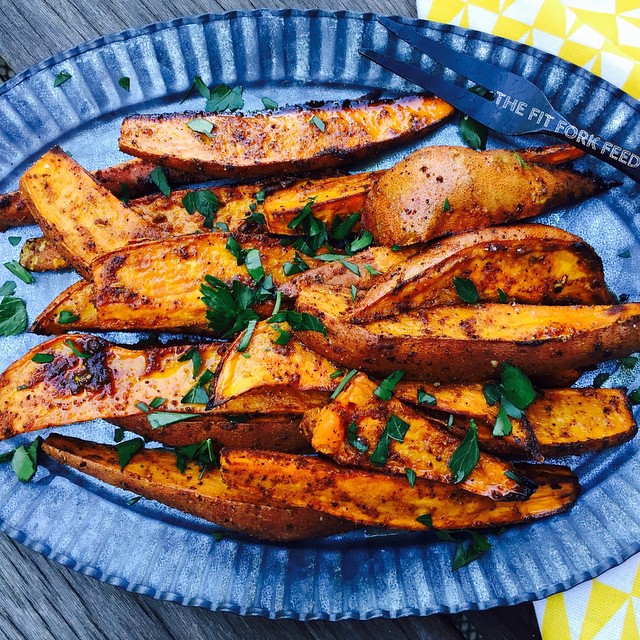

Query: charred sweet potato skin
<box><xmin>362</xmin><ymin>146</ymin><xmax>613</xmax><ymax>246</ymax></box>
<box><xmin>352</xmin><ymin>224</ymin><xmax>613</xmax><ymax>322</ymax></box>
<box><xmin>43</xmin><ymin>435</ymin><xmax>352</xmax><ymax>541</ymax></box>
<box><xmin>302</xmin><ymin>373</ymin><xmax>535</xmax><ymax>501</ymax></box>
<box><xmin>111</xmin><ymin>414</ymin><xmax>310</xmax><ymax>452</ymax></box>
<box><xmin>220</xmin><ymin>450</ymin><xmax>579</xmax><ymax>531</ymax></box>
<box><xmin>0</xmin><ymin>335</ymin><xmax>226</xmax><ymax>438</ymax></box>
<box><xmin>119</xmin><ymin>96</ymin><xmax>455</xmax><ymax>178</ymax></box>
<box><xmin>295</xmin><ymin>285</ymin><xmax>640</xmax><ymax>383</ymax></box>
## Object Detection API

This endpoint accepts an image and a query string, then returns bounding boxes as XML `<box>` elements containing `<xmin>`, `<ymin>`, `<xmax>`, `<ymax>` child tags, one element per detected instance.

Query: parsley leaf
<box><xmin>114</xmin><ymin>427</ymin><xmax>126</xmax><ymax>443</ymax></box>
<box><xmin>261</xmin><ymin>97</ymin><xmax>278</xmax><ymax>110</ymax></box>
<box><xmin>150</xmin><ymin>166</ymin><xmax>171</xmax><ymax>197</ymax></box>
<box><xmin>237</xmin><ymin>319</ymin><xmax>257</xmax><ymax>352</ymax></box>
<box><xmin>57</xmin><ymin>310</ymin><xmax>79</xmax><ymax>324</ymax></box>
<box><xmin>32</xmin><ymin>353</ymin><xmax>54</xmax><ymax>364</ymax></box>
<box><xmin>405</xmin><ymin>468</ymin><xmax>417</xmax><ymax>488</ymax></box>
<box><xmin>177</xmin><ymin>347</ymin><xmax>203</xmax><ymax>378</ymax></box>
<box><xmin>187</xmin><ymin>118</ymin><xmax>215</xmax><ymax>137</ymax></box>
<box><xmin>282</xmin><ymin>253</ymin><xmax>310</xmax><ymax>276</ymax></box>
<box><xmin>417</xmin><ymin>389</ymin><xmax>437</xmax><ymax>406</ymax></box>
<box><xmin>629</xmin><ymin>388</ymin><xmax>640</xmax><ymax>405</ymax></box>
<box><xmin>416</xmin><ymin>513</ymin><xmax>433</xmax><ymax>528</ymax></box>
<box><xmin>459</xmin><ymin>114</ymin><xmax>487</xmax><ymax>151</ymax></box>
<box><xmin>330</xmin><ymin>369</ymin><xmax>358</xmax><ymax>399</ymax></box>
<box><xmin>4</xmin><ymin>261</ymin><xmax>33</xmax><ymax>284</ymax></box>
<box><xmin>514</xmin><ymin>151</ymin><xmax>527</xmax><ymax>168</ymax></box>
<box><xmin>369</xmin><ymin>414</ymin><xmax>410</xmax><ymax>466</ymax></box>
<box><xmin>350</xmin><ymin>284</ymin><xmax>358</xmax><ymax>302</ymax></box>
<box><xmin>492</xmin><ymin>404</ymin><xmax>512</xmax><ymax>437</ymax></box>
<box><xmin>593</xmin><ymin>372</ymin><xmax>610</xmax><ymax>388</ymax></box>
<box><xmin>64</xmin><ymin>339</ymin><xmax>89</xmax><ymax>359</ymax></box>
<box><xmin>8</xmin><ymin>237</ymin><xmax>21</xmax><ymax>247</ymax></box>
<box><xmin>618</xmin><ymin>249</ymin><xmax>631</xmax><ymax>259</ymax></box>
<box><xmin>452</xmin><ymin>531</ymin><xmax>491</xmax><ymax>570</ymax></box>
<box><xmin>309</xmin><ymin>115</ymin><xmax>326</xmax><ymax>131</ymax></box>
<box><xmin>0</xmin><ymin>295</ymin><xmax>27</xmax><ymax>336</ymax></box>
<box><xmin>621</xmin><ymin>355</ymin><xmax>638</xmax><ymax>369</ymax></box>
<box><xmin>54</xmin><ymin>71</ymin><xmax>72</xmax><ymax>87</ymax></box>
<box><xmin>442</xmin><ymin>198</ymin><xmax>451</xmax><ymax>213</ymax></box>
<box><xmin>116</xmin><ymin>438</ymin><xmax>145</xmax><ymax>469</ymax></box>
<box><xmin>497</xmin><ymin>288</ymin><xmax>508</xmax><ymax>303</ymax></box>
<box><xmin>347</xmin><ymin>421</ymin><xmax>368</xmax><ymax>453</ymax></box>
<box><xmin>11</xmin><ymin>439</ymin><xmax>41</xmax><ymax>482</ymax></box>
<box><xmin>373</xmin><ymin>370</ymin><xmax>405</xmax><ymax>401</ymax></box>
<box><xmin>500</xmin><ymin>363</ymin><xmax>536</xmax><ymax>409</ymax></box>
<box><xmin>206</xmin><ymin>85</ymin><xmax>244</xmax><ymax>112</ymax></box>
<box><xmin>181</xmin><ymin>370</ymin><xmax>215</xmax><ymax>404</ymax></box>
<box><xmin>453</xmin><ymin>277</ymin><xmax>479</xmax><ymax>304</ymax></box>
<box><xmin>447</xmin><ymin>419</ymin><xmax>480</xmax><ymax>483</ymax></box>
<box><xmin>330</xmin><ymin>214</ymin><xmax>360</xmax><ymax>242</ymax></box>
<box><xmin>0</xmin><ymin>281</ymin><xmax>16</xmax><ymax>297</ymax></box>
<box><xmin>146</xmin><ymin>412</ymin><xmax>200</xmax><ymax>429</ymax></box>
<box><xmin>244</xmin><ymin>248</ymin><xmax>265</xmax><ymax>282</ymax></box>
<box><xmin>268</xmin><ymin>310</ymin><xmax>326</xmax><ymax>336</ymax></box>
<box><xmin>118</xmin><ymin>76</ymin><xmax>130</xmax><ymax>91</ymax></box>
<box><xmin>364</xmin><ymin>264</ymin><xmax>381</xmax><ymax>276</ymax></box>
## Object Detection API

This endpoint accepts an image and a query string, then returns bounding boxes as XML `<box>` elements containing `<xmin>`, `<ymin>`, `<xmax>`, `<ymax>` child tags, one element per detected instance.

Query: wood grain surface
<box><xmin>0</xmin><ymin>1</ymin><xmax>542</xmax><ymax>638</ymax></box>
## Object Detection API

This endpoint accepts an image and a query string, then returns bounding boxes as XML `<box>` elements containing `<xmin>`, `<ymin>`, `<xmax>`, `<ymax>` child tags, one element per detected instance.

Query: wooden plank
<box><xmin>0</xmin><ymin>0</ymin><xmax>418</xmax><ymax>73</ymax></box>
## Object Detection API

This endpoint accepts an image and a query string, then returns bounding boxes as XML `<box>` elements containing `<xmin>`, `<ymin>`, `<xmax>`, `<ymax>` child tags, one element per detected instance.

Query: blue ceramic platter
<box><xmin>0</xmin><ymin>10</ymin><xmax>639</xmax><ymax>620</ymax></box>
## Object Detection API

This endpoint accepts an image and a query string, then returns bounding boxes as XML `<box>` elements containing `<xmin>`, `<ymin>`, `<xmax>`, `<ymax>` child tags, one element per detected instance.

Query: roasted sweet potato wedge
<box><xmin>30</xmin><ymin>280</ymin><xmax>99</xmax><ymax>335</ymax></box>
<box><xmin>279</xmin><ymin>246</ymin><xmax>418</xmax><ymax>299</ymax></box>
<box><xmin>91</xmin><ymin>233</ymin><xmax>320</xmax><ymax>332</ymax></box>
<box><xmin>20</xmin><ymin>148</ymin><xmax>165</xmax><ymax>278</ymax></box>
<box><xmin>352</xmin><ymin>224</ymin><xmax>613</xmax><ymax>322</ymax></box>
<box><xmin>0</xmin><ymin>156</ymin><xmax>213</xmax><ymax>231</ymax></box>
<box><xmin>264</xmin><ymin>171</ymin><xmax>383</xmax><ymax>235</ymax></box>
<box><xmin>302</xmin><ymin>373</ymin><xmax>535</xmax><ymax>500</ymax></box>
<box><xmin>395</xmin><ymin>382</ymin><xmax>540</xmax><ymax>459</ymax></box>
<box><xmin>295</xmin><ymin>284</ymin><xmax>640</xmax><ymax>383</ymax></box>
<box><xmin>221</xmin><ymin>450</ymin><xmax>579</xmax><ymax>530</ymax></box>
<box><xmin>362</xmin><ymin>146</ymin><xmax>614</xmax><ymax>246</ymax></box>
<box><xmin>119</xmin><ymin>95</ymin><xmax>454</xmax><ymax>178</ymax></box>
<box><xmin>211</xmin><ymin>321</ymin><xmax>338</xmax><ymax>408</ymax></box>
<box><xmin>43</xmin><ymin>435</ymin><xmax>351</xmax><ymax>541</ymax></box>
<box><xmin>0</xmin><ymin>335</ymin><xmax>226</xmax><ymax>438</ymax></box>
<box><xmin>111</xmin><ymin>414</ymin><xmax>310</xmax><ymax>452</ymax></box>
<box><xmin>19</xmin><ymin>182</ymin><xmax>265</xmax><ymax>273</ymax></box>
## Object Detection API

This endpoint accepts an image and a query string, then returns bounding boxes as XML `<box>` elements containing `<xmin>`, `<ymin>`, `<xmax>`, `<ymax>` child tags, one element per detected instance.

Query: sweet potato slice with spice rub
<box><xmin>352</xmin><ymin>224</ymin><xmax>613</xmax><ymax>322</ymax></box>
<box><xmin>119</xmin><ymin>95</ymin><xmax>454</xmax><ymax>178</ymax></box>
<box><xmin>43</xmin><ymin>435</ymin><xmax>352</xmax><ymax>541</ymax></box>
<box><xmin>220</xmin><ymin>450</ymin><xmax>579</xmax><ymax>531</ymax></box>
<box><xmin>362</xmin><ymin>145</ymin><xmax>616</xmax><ymax>246</ymax></box>
<box><xmin>301</xmin><ymin>373</ymin><xmax>534</xmax><ymax>501</ymax></box>
<box><xmin>90</xmin><ymin>232</ymin><xmax>322</xmax><ymax>333</ymax></box>
<box><xmin>295</xmin><ymin>284</ymin><xmax>640</xmax><ymax>383</ymax></box>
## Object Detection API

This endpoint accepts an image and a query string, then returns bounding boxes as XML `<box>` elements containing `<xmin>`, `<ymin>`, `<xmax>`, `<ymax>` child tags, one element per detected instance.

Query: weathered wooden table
<box><xmin>0</xmin><ymin>2</ymin><xmax>543</xmax><ymax>638</ymax></box>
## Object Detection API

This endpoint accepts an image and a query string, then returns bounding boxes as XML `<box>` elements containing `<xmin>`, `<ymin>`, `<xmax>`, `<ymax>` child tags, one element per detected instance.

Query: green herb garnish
<box><xmin>145</xmin><ymin>412</ymin><xmax>200</xmax><ymax>429</ymax></box>
<box><xmin>261</xmin><ymin>97</ymin><xmax>278</xmax><ymax>110</ymax></box>
<box><xmin>187</xmin><ymin>118</ymin><xmax>215</xmax><ymax>137</ymax></box>
<box><xmin>64</xmin><ymin>339</ymin><xmax>89</xmax><ymax>359</ymax></box>
<box><xmin>116</xmin><ymin>438</ymin><xmax>145</xmax><ymax>469</ymax></box>
<box><xmin>32</xmin><ymin>353</ymin><xmax>54</xmax><ymax>364</ymax></box>
<box><xmin>330</xmin><ymin>369</ymin><xmax>358</xmax><ymax>400</ymax></box>
<box><xmin>373</xmin><ymin>370</ymin><xmax>404</xmax><ymax>401</ymax></box>
<box><xmin>268</xmin><ymin>310</ymin><xmax>326</xmax><ymax>336</ymax></box>
<box><xmin>453</xmin><ymin>277</ymin><xmax>478</xmax><ymax>304</ymax></box>
<box><xmin>346</xmin><ymin>421</ymin><xmax>368</xmax><ymax>453</ymax></box>
<box><xmin>182</xmin><ymin>189</ymin><xmax>219</xmax><ymax>229</ymax></box>
<box><xmin>181</xmin><ymin>370</ymin><xmax>215</xmax><ymax>404</ymax></box>
<box><xmin>417</xmin><ymin>389</ymin><xmax>437</xmax><ymax>406</ymax></box>
<box><xmin>118</xmin><ymin>76</ymin><xmax>131</xmax><ymax>91</ymax></box>
<box><xmin>150</xmin><ymin>166</ymin><xmax>171</xmax><ymax>197</ymax></box>
<box><xmin>54</xmin><ymin>71</ymin><xmax>72</xmax><ymax>87</ymax></box>
<box><xmin>309</xmin><ymin>115</ymin><xmax>326</xmax><ymax>131</ymax></box>
<box><xmin>177</xmin><ymin>347</ymin><xmax>203</xmax><ymax>378</ymax></box>
<box><xmin>4</xmin><ymin>261</ymin><xmax>33</xmax><ymax>284</ymax></box>
<box><xmin>8</xmin><ymin>237</ymin><xmax>21</xmax><ymax>247</ymax></box>
<box><xmin>369</xmin><ymin>414</ymin><xmax>410</xmax><ymax>467</ymax></box>
<box><xmin>57</xmin><ymin>310</ymin><xmax>79</xmax><ymax>324</ymax></box>
<box><xmin>447</xmin><ymin>419</ymin><xmax>479</xmax><ymax>483</ymax></box>
<box><xmin>405</xmin><ymin>468</ymin><xmax>417</xmax><ymax>488</ymax></box>
<box><xmin>442</xmin><ymin>198</ymin><xmax>451</xmax><ymax>212</ymax></box>
<box><xmin>206</xmin><ymin>85</ymin><xmax>244</xmax><ymax>112</ymax></box>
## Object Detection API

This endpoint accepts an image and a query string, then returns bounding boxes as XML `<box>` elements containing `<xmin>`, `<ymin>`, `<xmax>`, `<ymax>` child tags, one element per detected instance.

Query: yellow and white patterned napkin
<box><xmin>416</xmin><ymin>2</ymin><xmax>639</xmax><ymax>638</ymax></box>
<box><xmin>417</xmin><ymin>0</ymin><xmax>640</xmax><ymax>98</ymax></box>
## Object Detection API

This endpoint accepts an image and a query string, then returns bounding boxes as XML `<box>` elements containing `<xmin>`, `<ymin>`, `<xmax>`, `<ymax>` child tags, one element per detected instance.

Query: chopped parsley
<box><xmin>447</xmin><ymin>419</ymin><xmax>480</xmax><ymax>483</ymax></box>
<box><xmin>309</xmin><ymin>115</ymin><xmax>326</xmax><ymax>131</ymax></box>
<box><xmin>53</xmin><ymin>71</ymin><xmax>72</xmax><ymax>87</ymax></box>
<box><xmin>330</xmin><ymin>369</ymin><xmax>358</xmax><ymax>400</ymax></box>
<box><xmin>369</xmin><ymin>414</ymin><xmax>410</xmax><ymax>466</ymax></box>
<box><xmin>261</xmin><ymin>97</ymin><xmax>278</xmax><ymax>110</ymax></box>
<box><xmin>150</xmin><ymin>166</ymin><xmax>171</xmax><ymax>197</ymax></box>
<box><xmin>116</xmin><ymin>438</ymin><xmax>145</xmax><ymax>469</ymax></box>
<box><xmin>4</xmin><ymin>261</ymin><xmax>33</xmax><ymax>285</ymax></box>
<box><xmin>453</xmin><ymin>277</ymin><xmax>479</xmax><ymax>304</ymax></box>
<box><xmin>0</xmin><ymin>287</ymin><xmax>27</xmax><ymax>336</ymax></box>
<box><xmin>206</xmin><ymin>84</ymin><xmax>244</xmax><ymax>112</ymax></box>
<box><xmin>346</xmin><ymin>421</ymin><xmax>368</xmax><ymax>453</ymax></box>
<box><xmin>187</xmin><ymin>118</ymin><xmax>215</xmax><ymax>137</ymax></box>
<box><xmin>177</xmin><ymin>347</ymin><xmax>203</xmax><ymax>378</ymax></box>
<box><xmin>31</xmin><ymin>353</ymin><xmax>54</xmax><ymax>364</ymax></box>
<box><xmin>181</xmin><ymin>370</ymin><xmax>215</xmax><ymax>404</ymax></box>
<box><xmin>118</xmin><ymin>76</ymin><xmax>131</xmax><ymax>91</ymax></box>
<box><xmin>57</xmin><ymin>310</ymin><xmax>79</xmax><ymax>324</ymax></box>
<box><xmin>373</xmin><ymin>370</ymin><xmax>404</xmax><ymax>401</ymax></box>
<box><xmin>442</xmin><ymin>198</ymin><xmax>451</xmax><ymax>213</ymax></box>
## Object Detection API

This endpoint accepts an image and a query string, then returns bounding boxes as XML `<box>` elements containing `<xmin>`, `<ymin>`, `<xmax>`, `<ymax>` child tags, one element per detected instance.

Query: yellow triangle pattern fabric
<box><xmin>416</xmin><ymin>0</ymin><xmax>640</xmax><ymax>97</ymax></box>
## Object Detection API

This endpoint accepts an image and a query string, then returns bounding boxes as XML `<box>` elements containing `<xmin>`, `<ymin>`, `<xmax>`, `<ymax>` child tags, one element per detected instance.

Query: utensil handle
<box><xmin>544</xmin><ymin>123</ymin><xmax>640</xmax><ymax>183</ymax></box>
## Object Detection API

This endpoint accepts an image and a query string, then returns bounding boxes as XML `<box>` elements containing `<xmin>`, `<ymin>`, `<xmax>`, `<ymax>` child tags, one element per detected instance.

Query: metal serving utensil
<box><xmin>361</xmin><ymin>17</ymin><xmax>640</xmax><ymax>183</ymax></box>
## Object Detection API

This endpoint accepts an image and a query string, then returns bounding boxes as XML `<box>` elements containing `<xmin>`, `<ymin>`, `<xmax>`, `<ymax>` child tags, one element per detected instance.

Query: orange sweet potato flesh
<box><xmin>42</xmin><ymin>435</ymin><xmax>352</xmax><ymax>541</ymax></box>
<box><xmin>295</xmin><ymin>284</ymin><xmax>640</xmax><ymax>383</ymax></box>
<box><xmin>30</xmin><ymin>280</ymin><xmax>99</xmax><ymax>335</ymax></box>
<box><xmin>301</xmin><ymin>373</ymin><xmax>534</xmax><ymax>501</ymax></box>
<box><xmin>91</xmin><ymin>232</ymin><xmax>321</xmax><ymax>333</ymax></box>
<box><xmin>395</xmin><ymin>382</ymin><xmax>539</xmax><ymax>459</ymax></box>
<box><xmin>20</xmin><ymin>237</ymin><xmax>71</xmax><ymax>272</ymax></box>
<box><xmin>119</xmin><ymin>95</ymin><xmax>455</xmax><ymax>178</ymax></box>
<box><xmin>352</xmin><ymin>224</ymin><xmax>613</xmax><ymax>322</ymax></box>
<box><xmin>220</xmin><ymin>449</ymin><xmax>579</xmax><ymax>531</ymax></box>
<box><xmin>211</xmin><ymin>321</ymin><xmax>338</xmax><ymax>408</ymax></box>
<box><xmin>362</xmin><ymin>145</ymin><xmax>614</xmax><ymax>246</ymax></box>
<box><xmin>0</xmin><ymin>156</ymin><xmax>213</xmax><ymax>231</ymax></box>
<box><xmin>19</xmin><ymin>148</ymin><xmax>164</xmax><ymax>279</ymax></box>
<box><xmin>0</xmin><ymin>335</ymin><xmax>226</xmax><ymax>438</ymax></box>
<box><xmin>264</xmin><ymin>171</ymin><xmax>383</xmax><ymax>235</ymax></box>
<box><xmin>111</xmin><ymin>413</ymin><xmax>310</xmax><ymax>452</ymax></box>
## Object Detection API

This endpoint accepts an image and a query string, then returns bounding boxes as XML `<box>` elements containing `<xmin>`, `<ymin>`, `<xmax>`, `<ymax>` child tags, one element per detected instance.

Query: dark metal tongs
<box><xmin>361</xmin><ymin>17</ymin><xmax>640</xmax><ymax>183</ymax></box>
